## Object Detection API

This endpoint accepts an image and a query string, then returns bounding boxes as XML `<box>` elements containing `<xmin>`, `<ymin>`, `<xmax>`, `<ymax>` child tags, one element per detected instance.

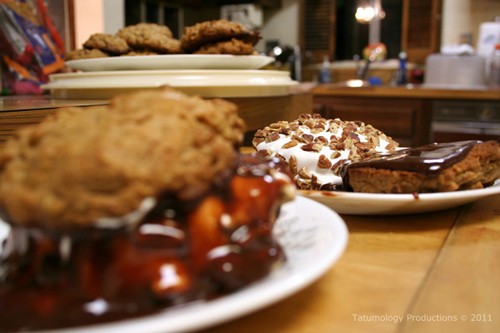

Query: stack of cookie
<box><xmin>66</xmin><ymin>23</ymin><xmax>183</xmax><ymax>61</ymax></box>
<box><xmin>65</xmin><ymin>19</ymin><xmax>262</xmax><ymax>61</ymax></box>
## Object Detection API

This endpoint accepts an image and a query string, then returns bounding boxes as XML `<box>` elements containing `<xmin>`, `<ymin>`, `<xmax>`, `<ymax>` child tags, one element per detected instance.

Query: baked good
<box><xmin>181</xmin><ymin>19</ymin><xmax>261</xmax><ymax>54</ymax></box>
<box><xmin>341</xmin><ymin>140</ymin><xmax>500</xmax><ymax>193</ymax></box>
<box><xmin>121</xmin><ymin>49</ymin><xmax>159</xmax><ymax>56</ymax></box>
<box><xmin>117</xmin><ymin>22</ymin><xmax>182</xmax><ymax>54</ymax></box>
<box><xmin>65</xmin><ymin>48</ymin><xmax>110</xmax><ymax>60</ymax></box>
<box><xmin>253</xmin><ymin>113</ymin><xmax>399</xmax><ymax>190</ymax></box>
<box><xmin>194</xmin><ymin>37</ymin><xmax>257</xmax><ymax>55</ymax></box>
<box><xmin>83</xmin><ymin>33</ymin><xmax>131</xmax><ymax>54</ymax></box>
<box><xmin>0</xmin><ymin>87</ymin><xmax>295</xmax><ymax>330</ymax></box>
<box><xmin>0</xmin><ymin>87</ymin><xmax>245</xmax><ymax>229</ymax></box>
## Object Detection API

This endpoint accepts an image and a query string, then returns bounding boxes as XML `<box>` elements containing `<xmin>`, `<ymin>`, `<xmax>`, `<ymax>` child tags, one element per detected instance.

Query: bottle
<box><xmin>319</xmin><ymin>55</ymin><xmax>331</xmax><ymax>83</ymax></box>
<box><xmin>397</xmin><ymin>50</ymin><xmax>407</xmax><ymax>85</ymax></box>
<box><xmin>489</xmin><ymin>44</ymin><xmax>500</xmax><ymax>88</ymax></box>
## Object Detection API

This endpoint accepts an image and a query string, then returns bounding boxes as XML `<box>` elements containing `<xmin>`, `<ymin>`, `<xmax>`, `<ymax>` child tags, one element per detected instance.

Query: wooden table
<box><xmin>200</xmin><ymin>193</ymin><xmax>500</xmax><ymax>333</ymax></box>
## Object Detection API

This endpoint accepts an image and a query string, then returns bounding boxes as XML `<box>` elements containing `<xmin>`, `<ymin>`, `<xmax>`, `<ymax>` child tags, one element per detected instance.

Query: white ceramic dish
<box><xmin>41</xmin><ymin>69</ymin><xmax>297</xmax><ymax>99</ymax></box>
<box><xmin>299</xmin><ymin>179</ymin><xmax>500</xmax><ymax>215</ymax></box>
<box><xmin>65</xmin><ymin>55</ymin><xmax>275</xmax><ymax>72</ymax></box>
<box><xmin>0</xmin><ymin>196</ymin><xmax>348</xmax><ymax>333</ymax></box>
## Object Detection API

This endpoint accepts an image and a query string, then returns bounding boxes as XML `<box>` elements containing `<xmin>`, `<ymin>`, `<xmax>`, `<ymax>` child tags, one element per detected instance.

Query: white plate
<box><xmin>41</xmin><ymin>69</ymin><xmax>297</xmax><ymax>99</ymax></box>
<box><xmin>299</xmin><ymin>179</ymin><xmax>500</xmax><ymax>215</ymax></box>
<box><xmin>0</xmin><ymin>196</ymin><xmax>348</xmax><ymax>333</ymax></box>
<box><xmin>65</xmin><ymin>55</ymin><xmax>275</xmax><ymax>72</ymax></box>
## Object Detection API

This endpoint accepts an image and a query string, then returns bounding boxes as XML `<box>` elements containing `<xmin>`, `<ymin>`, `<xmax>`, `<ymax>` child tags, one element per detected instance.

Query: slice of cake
<box><xmin>341</xmin><ymin>140</ymin><xmax>500</xmax><ymax>193</ymax></box>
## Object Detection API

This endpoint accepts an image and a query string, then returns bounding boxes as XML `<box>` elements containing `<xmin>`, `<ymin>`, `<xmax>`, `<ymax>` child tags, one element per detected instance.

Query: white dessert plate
<box><xmin>0</xmin><ymin>196</ymin><xmax>348</xmax><ymax>333</ymax></box>
<box><xmin>299</xmin><ymin>179</ymin><xmax>500</xmax><ymax>215</ymax></box>
<box><xmin>65</xmin><ymin>55</ymin><xmax>275</xmax><ymax>72</ymax></box>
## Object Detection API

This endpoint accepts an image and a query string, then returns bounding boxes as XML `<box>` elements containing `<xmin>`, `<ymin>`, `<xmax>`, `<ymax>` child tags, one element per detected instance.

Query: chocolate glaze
<box><xmin>341</xmin><ymin>141</ymin><xmax>480</xmax><ymax>190</ymax></box>
<box><xmin>0</xmin><ymin>154</ymin><xmax>291</xmax><ymax>331</ymax></box>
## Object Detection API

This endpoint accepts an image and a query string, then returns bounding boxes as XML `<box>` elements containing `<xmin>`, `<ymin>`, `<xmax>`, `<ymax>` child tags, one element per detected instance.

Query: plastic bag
<box><xmin>0</xmin><ymin>0</ymin><xmax>64</xmax><ymax>94</ymax></box>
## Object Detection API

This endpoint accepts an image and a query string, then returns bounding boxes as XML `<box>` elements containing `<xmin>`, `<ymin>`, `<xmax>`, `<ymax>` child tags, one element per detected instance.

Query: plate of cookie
<box><xmin>65</xmin><ymin>54</ymin><xmax>275</xmax><ymax>72</ymax></box>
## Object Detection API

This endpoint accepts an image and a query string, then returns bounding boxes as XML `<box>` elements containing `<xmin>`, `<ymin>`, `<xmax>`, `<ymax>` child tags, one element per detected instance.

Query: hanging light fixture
<box><xmin>355</xmin><ymin>0</ymin><xmax>385</xmax><ymax>24</ymax></box>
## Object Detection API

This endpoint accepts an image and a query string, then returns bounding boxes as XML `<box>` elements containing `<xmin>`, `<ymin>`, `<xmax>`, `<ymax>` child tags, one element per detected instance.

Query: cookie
<box><xmin>181</xmin><ymin>19</ymin><xmax>261</xmax><ymax>53</ymax></box>
<box><xmin>342</xmin><ymin>140</ymin><xmax>500</xmax><ymax>193</ymax></box>
<box><xmin>0</xmin><ymin>87</ymin><xmax>246</xmax><ymax>230</ymax></box>
<box><xmin>65</xmin><ymin>48</ymin><xmax>110</xmax><ymax>61</ymax></box>
<box><xmin>253</xmin><ymin>113</ymin><xmax>399</xmax><ymax>190</ymax></box>
<box><xmin>83</xmin><ymin>33</ymin><xmax>131</xmax><ymax>54</ymax></box>
<box><xmin>194</xmin><ymin>38</ymin><xmax>256</xmax><ymax>55</ymax></box>
<box><xmin>117</xmin><ymin>23</ymin><xmax>182</xmax><ymax>54</ymax></box>
<box><xmin>121</xmin><ymin>49</ymin><xmax>159</xmax><ymax>56</ymax></box>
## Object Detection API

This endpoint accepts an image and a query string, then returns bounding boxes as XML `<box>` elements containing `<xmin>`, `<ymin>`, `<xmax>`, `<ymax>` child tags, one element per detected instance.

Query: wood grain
<box><xmin>401</xmin><ymin>195</ymin><xmax>500</xmax><ymax>333</ymax></box>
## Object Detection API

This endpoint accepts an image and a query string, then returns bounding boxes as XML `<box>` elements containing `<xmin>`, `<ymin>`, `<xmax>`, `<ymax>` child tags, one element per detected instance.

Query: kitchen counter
<box><xmin>312</xmin><ymin>84</ymin><xmax>500</xmax><ymax>100</ymax></box>
<box><xmin>201</xmin><ymin>191</ymin><xmax>500</xmax><ymax>333</ymax></box>
<box><xmin>311</xmin><ymin>84</ymin><xmax>500</xmax><ymax>147</ymax></box>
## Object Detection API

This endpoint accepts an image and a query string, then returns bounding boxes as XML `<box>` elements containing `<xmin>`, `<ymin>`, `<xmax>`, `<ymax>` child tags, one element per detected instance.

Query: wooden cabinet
<box><xmin>313</xmin><ymin>95</ymin><xmax>433</xmax><ymax>147</ymax></box>
<box><xmin>401</xmin><ymin>0</ymin><xmax>442</xmax><ymax>64</ymax></box>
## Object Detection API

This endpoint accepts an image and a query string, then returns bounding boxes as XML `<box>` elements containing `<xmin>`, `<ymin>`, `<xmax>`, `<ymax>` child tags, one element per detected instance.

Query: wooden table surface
<box><xmin>199</xmin><ymin>193</ymin><xmax>500</xmax><ymax>333</ymax></box>
<box><xmin>1</xmin><ymin>92</ymin><xmax>498</xmax><ymax>332</ymax></box>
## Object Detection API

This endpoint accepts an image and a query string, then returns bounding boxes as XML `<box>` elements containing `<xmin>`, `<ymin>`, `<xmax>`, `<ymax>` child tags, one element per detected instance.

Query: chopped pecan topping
<box><xmin>289</xmin><ymin>155</ymin><xmax>297</xmax><ymax>174</ymax></box>
<box><xmin>302</xmin><ymin>133</ymin><xmax>314</xmax><ymax>143</ymax></box>
<box><xmin>331</xmin><ymin>159</ymin><xmax>348</xmax><ymax>175</ymax></box>
<box><xmin>298</xmin><ymin>166</ymin><xmax>312</xmax><ymax>179</ymax></box>
<box><xmin>301</xmin><ymin>142</ymin><xmax>322</xmax><ymax>152</ymax></box>
<box><xmin>282</xmin><ymin>140</ymin><xmax>298</xmax><ymax>149</ymax></box>
<box><xmin>314</xmin><ymin>136</ymin><xmax>329</xmax><ymax>146</ymax></box>
<box><xmin>317</xmin><ymin>154</ymin><xmax>332</xmax><ymax>169</ymax></box>
<box><xmin>257</xmin><ymin>149</ymin><xmax>272</xmax><ymax>159</ymax></box>
<box><xmin>265</xmin><ymin>132</ymin><xmax>280</xmax><ymax>143</ymax></box>
<box><xmin>331</xmin><ymin>151</ymin><xmax>341</xmax><ymax>159</ymax></box>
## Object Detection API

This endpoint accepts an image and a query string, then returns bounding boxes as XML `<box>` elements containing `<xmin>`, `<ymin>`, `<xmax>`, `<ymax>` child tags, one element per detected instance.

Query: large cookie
<box><xmin>0</xmin><ymin>87</ymin><xmax>245</xmax><ymax>230</ymax></box>
<box><xmin>83</xmin><ymin>33</ymin><xmax>131</xmax><ymax>54</ymax></box>
<box><xmin>117</xmin><ymin>23</ymin><xmax>182</xmax><ymax>54</ymax></box>
<box><xmin>181</xmin><ymin>19</ymin><xmax>261</xmax><ymax>53</ymax></box>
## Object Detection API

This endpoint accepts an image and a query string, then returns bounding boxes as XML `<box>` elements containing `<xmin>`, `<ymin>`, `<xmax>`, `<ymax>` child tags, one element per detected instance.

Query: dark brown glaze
<box><xmin>0</xmin><ymin>154</ymin><xmax>291</xmax><ymax>331</ymax></box>
<box><xmin>341</xmin><ymin>141</ymin><xmax>480</xmax><ymax>190</ymax></box>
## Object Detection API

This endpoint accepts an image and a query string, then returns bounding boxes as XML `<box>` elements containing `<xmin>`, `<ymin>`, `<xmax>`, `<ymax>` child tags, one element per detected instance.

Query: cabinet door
<box><xmin>299</xmin><ymin>0</ymin><xmax>336</xmax><ymax>62</ymax></box>
<box><xmin>401</xmin><ymin>0</ymin><xmax>443</xmax><ymax>64</ymax></box>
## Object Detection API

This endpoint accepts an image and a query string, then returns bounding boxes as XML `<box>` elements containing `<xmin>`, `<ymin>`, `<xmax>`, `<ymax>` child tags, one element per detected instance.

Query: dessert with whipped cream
<box><xmin>253</xmin><ymin>114</ymin><xmax>399</xmax><ymax>190</ymax></box>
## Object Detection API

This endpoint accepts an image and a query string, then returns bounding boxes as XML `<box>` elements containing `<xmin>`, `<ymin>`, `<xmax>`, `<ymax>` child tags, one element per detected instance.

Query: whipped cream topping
<box><xmin>253</xmin><ymin>114</ymin><xmax>399</xmax><ymax>190</ymax></box>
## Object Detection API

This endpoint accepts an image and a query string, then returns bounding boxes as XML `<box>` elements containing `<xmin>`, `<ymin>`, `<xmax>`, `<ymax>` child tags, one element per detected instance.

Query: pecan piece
<box><xmin>301</xmin><ymin>142</ymin><xmax>322</xmax><ymax>152</ymax></box>
<box><xmin>265</xmin><ymin>132</ymin><xmax>280</xmax><ymax>143</ymax></box>
<box><xmin>314</xmin><ymin>136</ymin><xmax>329</xmax><ymax>146</ymax></box>
<box><xmin>302</xmin><ymin>133</ymin><xmax>314</xmax><ymax>143</ymax></box>
<box><xmin>282</xmin><ymin>140</ymin><xmax>298</xmax><ymax>149</ymax></box>
<box><xmin>289</xmin><ymin>155</ymin><xmax>298</xmax><ymax>174</ymax></box>
<box><xmin>317</xmin><ymin>154</ymin><xmax>332</xmax><ymax>169</ymax></box>
<box><xmin>298</xmin><ymin>166</ymin><xmax>312</xmax><ymax>179</ymax></box>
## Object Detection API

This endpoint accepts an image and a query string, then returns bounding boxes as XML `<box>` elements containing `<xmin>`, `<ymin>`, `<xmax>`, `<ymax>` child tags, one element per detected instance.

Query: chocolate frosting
<box><xmin>341</xmin><ymin>141</ymin><xmax>480</xmax><ymax>189</ymax></box>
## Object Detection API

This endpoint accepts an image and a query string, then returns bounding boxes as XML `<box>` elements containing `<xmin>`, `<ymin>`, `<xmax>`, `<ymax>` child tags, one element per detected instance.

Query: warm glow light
<box><xmin>355</xmin><ymin>2</ymin><xmax>386</xmax><ymax>24</ymax></box>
